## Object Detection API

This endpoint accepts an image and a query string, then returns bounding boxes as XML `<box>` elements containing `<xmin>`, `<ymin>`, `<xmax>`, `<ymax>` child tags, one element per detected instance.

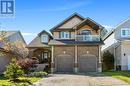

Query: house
<box><xmin>0</xmin><ymin>31</ymin><xmax>26</xmax><ymax>72</ymax></box>
<box><xmin>102</xmin><ymin>17</ymin><xmax>130</xmax><ymax>70</ymax></box>
<box><xmin>27</xmin><ymin>13</ymin><xmax>104</xmax><ymax>73</ymax></box>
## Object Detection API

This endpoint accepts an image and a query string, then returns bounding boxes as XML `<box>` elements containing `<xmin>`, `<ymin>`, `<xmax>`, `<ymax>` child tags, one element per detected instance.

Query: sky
<box><xmin>0</xmin><ymin>0</ymin><xmax>130</xmax><ymax>44</ymax></box>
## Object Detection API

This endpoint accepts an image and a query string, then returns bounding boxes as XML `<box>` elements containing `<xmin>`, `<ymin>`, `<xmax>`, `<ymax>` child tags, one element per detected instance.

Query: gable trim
<box><xmin>73</xmin><ymin>18</ymin><xmax>104</xmax><ymax>30</ymax></box>
<box><xmin>50</xmin><ymin>13</ymin><xmax>85</xmax><ymax>32</ymax></box>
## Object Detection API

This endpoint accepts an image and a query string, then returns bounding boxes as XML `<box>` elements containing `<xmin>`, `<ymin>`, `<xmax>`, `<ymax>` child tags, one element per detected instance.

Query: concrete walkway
<box><xmin>31</xmin><ymin>73</ymin><xmax>130</xmax><ymax>86</ymax></box>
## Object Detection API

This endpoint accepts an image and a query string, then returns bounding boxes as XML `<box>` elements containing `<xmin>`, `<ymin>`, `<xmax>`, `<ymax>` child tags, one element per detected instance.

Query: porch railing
<box><xmin>76</xmin><ymin>35</ymin><xmax>100</xmax><ymax>41</ymax></box>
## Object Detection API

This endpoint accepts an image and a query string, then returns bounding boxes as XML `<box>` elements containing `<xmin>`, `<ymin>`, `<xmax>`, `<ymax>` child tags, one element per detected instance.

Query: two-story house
<box><xmin>27</xmin><ymin>13</ymin><xmax>104</xmax><ymax>73</ymax></box>
<box><xmin>102</xmin><ymin>17</ymin><xmax>130</xmax><ymax>70</ymax></box>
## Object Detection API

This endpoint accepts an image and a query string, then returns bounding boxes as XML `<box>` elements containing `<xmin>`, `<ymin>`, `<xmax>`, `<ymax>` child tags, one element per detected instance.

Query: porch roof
<box><xmin>49</xmin><ymin>39</ymin><xmax>104</xmax><ymax>45</ymax></box>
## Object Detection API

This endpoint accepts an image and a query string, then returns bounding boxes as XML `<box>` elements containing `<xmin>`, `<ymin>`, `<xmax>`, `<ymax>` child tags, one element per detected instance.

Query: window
<box><xmin>41</xmin><ymin>52</ymin><xmax>48</xmax><ymax>60</ymax></box>
<box><xmin>41</xmin><ymin>35</ymin><xmax>48</xmax><ymax>43</ymax></box>
<box><xmin>44</xmin><ymin>52</ymin><xmax>48</xmax><ymax>59</ymax></box>
<box><xmin>81</xmin><ymin>30</ymin><xmax>91</xmax><ymax>35</ymax></box>
<box><xmin>60</xmin><ymin>31</ymin><xmax>70</xmax><ymax>39</ymax></box>
<box><xmin>121</xmin><ymin>28</ymin><xmax>130</xmax><ymax>37</ymax></box>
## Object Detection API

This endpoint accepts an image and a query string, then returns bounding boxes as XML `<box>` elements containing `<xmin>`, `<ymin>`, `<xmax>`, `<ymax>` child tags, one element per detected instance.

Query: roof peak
<box><xmin>50</xmin><ymin>12</ymin><xmax>85</xmax><ymax>32</ymax></box>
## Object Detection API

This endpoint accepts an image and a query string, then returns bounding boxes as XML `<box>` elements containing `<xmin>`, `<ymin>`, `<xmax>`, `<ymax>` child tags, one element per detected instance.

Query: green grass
<box><xmin>0</xmin><ymin>74</ymin><xmax>42</xmax><ymax>86</ymax></box>
<box><xmin>104</xmin><ymin>71</ymin><xmax>130</xmax><ymax>84</ymax></box>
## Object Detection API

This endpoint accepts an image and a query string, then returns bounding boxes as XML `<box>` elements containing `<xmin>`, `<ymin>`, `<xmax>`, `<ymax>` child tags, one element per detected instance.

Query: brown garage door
<box><xmin>57</xmin><ymin>54</ymin><xmax>73</xmax><ymax>72</ymax></box>
<box><xmin>79</xmin><ymin>55</ymin><xmax>97</xmax><ymax>72</ymax></box>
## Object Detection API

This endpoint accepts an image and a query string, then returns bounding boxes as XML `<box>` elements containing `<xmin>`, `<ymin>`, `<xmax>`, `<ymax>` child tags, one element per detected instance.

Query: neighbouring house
<box><xmin>102</xmin><ymin>17</ymin><xmax>130</xmax><ymax>70</ymax></box>
<box><xmin>27</xmin><ymin>13</ymin><xmax>104</xmax><ymax>73</ymax></box>
<box><xmin>0</xmin><ymin>31</ymin><xmax>27</xmax><ymax>72</ymax></box>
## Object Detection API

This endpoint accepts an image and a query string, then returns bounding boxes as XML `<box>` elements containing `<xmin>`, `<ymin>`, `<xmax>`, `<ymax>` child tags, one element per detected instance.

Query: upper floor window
<box><xmin>121</xmin><ymin>28</ymin><xmax>130</xmax><ymax>37</ymax></box>
<box><xmin>60</xmin><ymin>31</ymin><xmax>70</xmax><ymax>39</ymax></box>
<box><xmin>41</xmin><ymin>35</ymin><xmax>48</xmax><ymax>43</ymax></box>
<box><xmin>81</xmin><ymin>30</ymin><xmax>91</xmax><ymax>35</ymax></box>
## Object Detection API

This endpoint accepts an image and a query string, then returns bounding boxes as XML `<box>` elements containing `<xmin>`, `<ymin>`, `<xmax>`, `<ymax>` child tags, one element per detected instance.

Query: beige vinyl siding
<box><xmin>115</xmin><ymin>44</ymin><xmax>121</xmax><ymax>66</ymax></box>
<box><xmin>53</xmin><ymin>32</ymin><xmax>59</xmax><ymax>39</ymax></box>
<box><xmin>121</xmin><ymin>41</ymin><xmax>130</xmax><ymax>70</ymax></box>
<box><xmin>115</xmin><ymin>22</ymin><xmax>130</xmax><ymax>40</ymax></box>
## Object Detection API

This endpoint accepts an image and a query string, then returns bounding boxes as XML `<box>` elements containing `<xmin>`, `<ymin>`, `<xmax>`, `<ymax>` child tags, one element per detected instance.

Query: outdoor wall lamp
<box><xmin>63</xmin><ymin>51</ymin><xmax>66</xmax><ymax>54</ymax></box>
<box><xmin>124</xmin><ymin>53</ymin><xmax>126</xmax><ymax>56</ymax></box>
<box><xmin>86</xmin><ymin>51</ymin><xmax>89</xmax><ymax>54</ymax></box>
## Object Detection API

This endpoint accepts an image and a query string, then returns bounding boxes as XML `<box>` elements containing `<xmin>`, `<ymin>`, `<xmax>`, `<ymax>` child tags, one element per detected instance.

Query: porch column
<box><xmin>98</xmin><ymin>46</ymin><xmax>102</xmax><ymax>72</ymax></box>
<box><xmin>74</xmin><ymin>45</ymin><xmax>78</xmax><ymax>73</ymax></box>
<box><xmin>51</xmin><ymin>46</ymin><xmax>54</xmax><ymax>73</ymax></box>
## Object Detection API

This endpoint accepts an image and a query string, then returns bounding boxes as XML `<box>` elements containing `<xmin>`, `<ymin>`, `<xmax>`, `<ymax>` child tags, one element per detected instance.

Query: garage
<box><xmin>79</xmin><ymin>54</ymin><xmax>97</xmax><ymax>72</ymax></box>
<box><xmin>56</xmin><ymin>54</ymin><xmax>73</xmax><ymax>72</ymax></box>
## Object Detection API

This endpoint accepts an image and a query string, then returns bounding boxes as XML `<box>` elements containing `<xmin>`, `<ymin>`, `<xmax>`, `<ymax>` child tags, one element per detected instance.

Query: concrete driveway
<box><xmin>31</xmin><ymin>73</ymin><xmax>130</xmax><ymax>86</ymax></box>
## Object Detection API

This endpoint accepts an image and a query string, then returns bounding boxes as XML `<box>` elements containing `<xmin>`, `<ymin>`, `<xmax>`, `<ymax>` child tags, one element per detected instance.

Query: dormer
<box><xmin>38</xmin><ymin>30</ymin><xmax>52</xmax><ymax>43</ymax></box>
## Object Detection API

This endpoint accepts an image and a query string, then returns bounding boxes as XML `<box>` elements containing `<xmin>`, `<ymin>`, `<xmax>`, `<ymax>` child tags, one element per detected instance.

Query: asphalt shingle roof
<box><xmin>27</xmin><ymin>36</ymin><xmax>50</xmax><ymax>48</ymax></box>
<box><xmin>49</xmin><ymin>39</ymin><xmax>104</xmax><ymax>45</ymax></box>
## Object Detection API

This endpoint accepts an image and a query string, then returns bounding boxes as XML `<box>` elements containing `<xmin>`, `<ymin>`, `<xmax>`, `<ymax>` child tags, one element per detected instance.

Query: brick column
<box><xmin>74</xmin><ymin>45</ymin><xmax>78</xmax><ymax>73</ymax></box>
<box><xmin>98</xmin><ymin>46</ymin><xmax>102</xmax><ymax>72</ymax></box>
<box><xmin>28</xmin><ymin>49</ymin><xmax>34</xmax><ymax>58</ymax></box>
<box><xmin>51</xmin><ymin>46</ymin><xmax>54</xmax><ymax>73</ymax></box>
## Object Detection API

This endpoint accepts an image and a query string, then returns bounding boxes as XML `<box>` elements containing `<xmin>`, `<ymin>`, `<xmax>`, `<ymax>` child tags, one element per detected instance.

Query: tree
<box><xmin>0</xmin><ymin>31</ymin><xmax>28</xmax><ymax>58</ymax></box>
<box><xmin>102</xmin><ymin>50</ymin><xmax>114</xmax><ymax>71</ymax></box>
<box><xmin>4</xmin><ymin>59</ymin><xmax>24</xmax><ymax>81</ymax></box>
<box><xmin>100</xmin><ymin>28</ymin><xmax>108</xmax><ymax>39</ymax></box>
<box><xmin>17</xmin><ymin>58</ymin><xmax>39</xmax><ymax>74</ymax></box>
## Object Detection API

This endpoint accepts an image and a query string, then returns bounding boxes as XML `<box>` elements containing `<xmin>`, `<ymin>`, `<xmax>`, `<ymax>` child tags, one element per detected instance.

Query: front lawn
<box><xmin>104</xmin><ymin>71</ymin><xmax>130</xmax><ymax>84</ymax></box>
<box><xmin>0</xmin><ymin>74</ymin><xmax>41</xmax><ymax>86</ymax></box>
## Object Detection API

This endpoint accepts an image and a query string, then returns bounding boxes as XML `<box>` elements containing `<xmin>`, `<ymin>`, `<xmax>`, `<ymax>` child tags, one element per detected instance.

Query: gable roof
<box><xmin>27</xmin><ymin>30</ymin><xmax>52</xmax><ymax>48</ymax></box>
<box><xmin>115</xmin><ymin>17</ymin><xmax>130</xmax><ymax>29</ymax></box>
<box><xmin>0</xmin><ymin>31</ymin><xmax>26</xmax><ymax>45</ymax></box>
<box><xmin>0</xmin><ymin>31</ymin><xmax>17</xmax><ymax>38</ymax></box>
<box><xmin>38</xmin><ymin>30</ymin><xmax>53</xmax><ymax>39</ymax></box>
<box><xmin>103</xmin><ymin>17</ymin><xmax>130</xmax><ymax>41</ymax></box>
<box><xmin>50</xmin><ymin>13</ymin><xmax>85</xmax><ymax>32</ymax></box>
<box><xmin>102</xmin><ymin>29</ymin><xmax>115</xmax><ymax>41</ymax></box>
<box><xmin>73</xmin><ymin>18</ymin><xmax>104</xmax><ymax>30</ymax></box>
<box><xmin>27</xmin><ymin>36</ymin><xmax>50</xmax><ymax>48</ymax></box>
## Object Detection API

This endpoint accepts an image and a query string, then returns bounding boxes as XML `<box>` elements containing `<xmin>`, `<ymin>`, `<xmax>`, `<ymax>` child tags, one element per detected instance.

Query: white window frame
<box><xmin>60</xmin><ymin>31</ymin><xmax>70</xmax><ymax>39</ymax></box>
<box><xmin>121</xmin><ymin>28</ymin><xmax>130</xmax><ymax>37</ymax></box>
<box><xmin>41</xmin><ymin>35</ymin><xmax>48</xmax><ymax>43</ymax></box>
<box><xmin>41</xmin><ymin>52</ymin><xmax>48</xmax><ymax>60</ymax></box>
<box><xmin>44</xmin><ymin>52</ymin><xmax>48</xmax><ymax>59</ymax></box>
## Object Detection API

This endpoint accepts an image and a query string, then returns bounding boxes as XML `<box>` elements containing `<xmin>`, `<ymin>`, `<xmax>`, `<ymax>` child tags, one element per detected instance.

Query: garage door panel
<box><xmin>79</xmin><ymin>56</ymin><xmax>97</xmax><ymax>72</ymax></box>
<box><xmin>57</xmin><ymin>55</ymin><xmax>73</xmax><ymax>72</ymax></box>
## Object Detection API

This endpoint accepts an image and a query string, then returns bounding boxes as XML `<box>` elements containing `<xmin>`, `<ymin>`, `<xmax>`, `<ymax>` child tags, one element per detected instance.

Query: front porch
<box><xmin>29</xmin><ymin>47</ymin><xmax>51</xmax><ymax>72</ymax></box>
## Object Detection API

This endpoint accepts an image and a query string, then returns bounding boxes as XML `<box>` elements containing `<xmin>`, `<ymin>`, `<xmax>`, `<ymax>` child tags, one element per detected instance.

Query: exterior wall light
<box><xmin>63</xmin><ymin>51</ymin><xmax>66</xmax><ymax>54</ymax></box>
<box><xmin>124</xmin><ymin>53</ymin><xmax>126</xmax><ymax>56</ymax></box>
<box><xmin>87</xmin><ymin>51</ymin><xmax>89</xmax><ymax>54</ymax></box>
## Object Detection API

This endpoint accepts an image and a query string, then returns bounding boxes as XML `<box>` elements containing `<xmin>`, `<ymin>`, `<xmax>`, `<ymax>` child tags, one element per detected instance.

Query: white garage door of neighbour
<box><xmin>128</xmin><ymin>55</ymin><xmax>130</xmax><ymax>70</ymax></box>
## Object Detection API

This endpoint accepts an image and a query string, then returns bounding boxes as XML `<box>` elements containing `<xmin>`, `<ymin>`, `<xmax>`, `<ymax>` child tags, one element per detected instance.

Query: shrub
<box><xmin>4</xmin><ymin>62</ymin><xmax>24</xmax><ymax>81</ymax></box>
<box><xmin>17</xmin><ymin>58</ymin><xmax>39</xmax><ymax>74</ymax></box>
<box><xmin>102</xmin><ymin>50</ymin><xmax>114</xmax><ymax>71</ymax></box>
<box><xmin>30</xmin><ymin>71</ymin><xmax>48</xmax><ymax>77</ymax></box>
